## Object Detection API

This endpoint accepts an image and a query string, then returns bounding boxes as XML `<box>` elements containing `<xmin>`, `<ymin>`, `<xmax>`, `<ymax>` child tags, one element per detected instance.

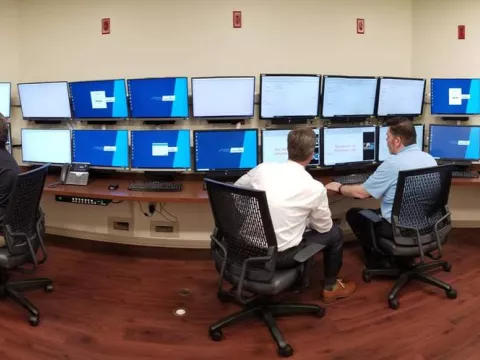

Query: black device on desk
<box><xmin>322</xmin><ymin>126</ymin><xmax>377</xmax><ymax>184</ymax></box>
<box><xmin>60</xmin><ymin>162</ymin><xmax>90</xmax><ymax>186</ymax></box>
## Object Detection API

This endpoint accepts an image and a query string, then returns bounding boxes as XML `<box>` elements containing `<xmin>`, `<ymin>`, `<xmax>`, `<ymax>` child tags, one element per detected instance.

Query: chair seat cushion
<box><xmin>378</xmin><ymin>237</ymin><xmax>446</xmax><ymax>257</ymax></box>
<box><xmin>0</xmin><ymin>247</ymin><xmax>33</xmax><ymax>269</ymax></box>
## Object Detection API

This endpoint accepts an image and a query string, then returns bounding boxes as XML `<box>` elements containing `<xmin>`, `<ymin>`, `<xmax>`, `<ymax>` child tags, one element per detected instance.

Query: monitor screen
<box><xmin>18</xmin><ymin>82</ymin><xmax>72</xmax><ymax>119</ymax></box>
<box><xmin>21</xmin><ymin>129</ymin><xmax>71</xmax><ymax>164</ymax></box>
<box><xmin>323</xmin><ymin>126</ymin><xmax>377</xmax><ymax>166</ymax></box>
<box><xmin>72</xmin><ymin>130</ymin><xmax>129</xmax><ymax>168</ymax></box>
<box><xmin>377</xmin><ymin>125</ymin><xmax>424</xmax><ymax>162</ymax></box>
<box><xmin>429</xmin><ymin>125</ymin><xmax>480</xmax><ymax>161</ymax></box>
<box><xmin>377</xmin><ymin>78</ymin><xmax>426</xmax><ymax>116</ymax></box>
<box><xmin>69</xmin><ymin>79</ymin><xmax>128</xmax><ymax>119</ymax></box>
<box><xmin>194</xmin><ymin>129</ymin><xmax>258</xmax><ymax>171</ymax></box>
<box><xmin>431</xmin><ymin>78</ymin><xmax>480</xmax><ymax>115</ymax></box>
<box><xmin>131</xmin><ymin>130</ymin><xmax>191</xmax><ymax>170</ymax></box>
<box><xmin>261</xmin><ymin>128</ymin><xmax>320</xmax><ymax>167</ymax></box>
<box><xmin>128</xmin><ymin>77</ymin><xmax>189</xmax><ymax>118</ymax></box>
<box><xmin>0</xmin><ymin>82</ymin><xmax>11</xmax><ymax>118</ymax></box>
<box><xmin>322</xmin><ymin>76</ymin><xmax>378</xmax><ymax>118</ymax></box>
<box><xmin>260</xmin><ymin>75</ymin><xmax>321</xmax><ymax>118</ymax></box>
<box><xmin>191</xmin><ymin>77</ymin><xmax>255</xmax><ymax>118</ymax></box>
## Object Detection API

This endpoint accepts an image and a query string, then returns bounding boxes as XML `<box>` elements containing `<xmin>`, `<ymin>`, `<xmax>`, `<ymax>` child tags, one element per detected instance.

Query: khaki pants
<box><xmin>0</xmin><ymin>235</ymin><xmax>5</xmax><ymax>247</ymax></box>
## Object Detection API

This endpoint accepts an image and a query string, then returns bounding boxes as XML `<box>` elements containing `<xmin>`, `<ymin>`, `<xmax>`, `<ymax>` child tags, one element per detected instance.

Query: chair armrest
<box><xmin>293</xmin><ymin>243</ymin><xmax>326</xmax><ymax>263</ymax></box>
<box><xmin>359</xmin><ymin>209</ymin><xmax>383</xmax><ymax>223</ymax></box>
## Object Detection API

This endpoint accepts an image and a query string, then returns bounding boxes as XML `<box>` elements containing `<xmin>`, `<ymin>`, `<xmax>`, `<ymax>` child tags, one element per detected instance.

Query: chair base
<box><xmin>363</xmin><ymin>260</ymin><xmax>457</xmax><ymax>310</ymax></box>
<box><xmin>209</xmin><ymin>297</ymin><xmax>325</xmax><ymax>358</ymax></box>
<box><xmin>0</xmin><ymin>271</ymin><xmax>53</xmax><ymax>326</ymax></box>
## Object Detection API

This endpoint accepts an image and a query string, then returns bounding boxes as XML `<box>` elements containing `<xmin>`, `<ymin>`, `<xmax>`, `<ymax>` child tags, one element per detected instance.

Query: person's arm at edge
<box><xmin>234</xmin><ymin>167</ymin><xmax>257</xmax><ymax>188</ymax></box>
<box><xmin>308</xmin><ymin>185</ymin><xmax>333</xmax><ymax>233</ymax></box>
<box><xmin>339</xmin><ymin>184</ymin><xmax>371</xmax><ymax>199</ymax></box>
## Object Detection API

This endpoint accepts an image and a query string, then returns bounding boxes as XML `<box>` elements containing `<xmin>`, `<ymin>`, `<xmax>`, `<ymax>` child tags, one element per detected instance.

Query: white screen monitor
<box><xmin>0</xmin><ymin>83</ymin><xmax>11</xmax><ymax>118</ymax></box>
<box><xmin>261</xmin><ymin>128</ymin><xmax>320</xmax><ymax>167</ymax></box>
<box><xmin>376</xmin><ymin>77</ymin><xmax>426</xmax><ymax>117</ymax></box>
<box><xmin>21</xmin><ymin>129</ymin><xmax>72</xmax><ymax>164</ymax></box>
<box><xmin>18</xmin><ymin>82</ymin><xmax>72</xmax><ymax>120</ymax></box>
<box><xmin>322</xmin><ymin>126</ymin><xmax>377</xmax><ymax>166</ymax></box>
<box><xmin>322</xmin><ymin>76</ymin><xmax>378</xmax><ymax>118</ymax></box>
<box><xmin>191</xmin><ymin>77</ymin><xmax>255</xmax><ymax>118</ymax></box>
<box><xmin>260</xmin><ymin>74</ymin><xmax>321</xmax><ymax>119</ymax></box>
<box><xmin>377</xmin><ymin>124</ymin><xmax>424</xmax><ymax>162</ymax></box>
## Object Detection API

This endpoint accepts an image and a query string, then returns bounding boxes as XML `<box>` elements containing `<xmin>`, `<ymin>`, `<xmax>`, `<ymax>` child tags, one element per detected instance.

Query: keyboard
<box><xmin>203</xmin><ymin>181</ymin><xmax>235</xmax><ymax>190</ymax></box>
<box><xmin>452</xmin><ymin>171</ymin><xmax>479</xmax><ymax>179</ymax></box>
<box><xmin>332</xmin><ymin>174</ymin><xmax>370</xmax><ymax>185</ymax></box>
<box><xmin>128</xmin><ymin>181</ymin><xmax>183</xmax><ymax>192</ymax></box>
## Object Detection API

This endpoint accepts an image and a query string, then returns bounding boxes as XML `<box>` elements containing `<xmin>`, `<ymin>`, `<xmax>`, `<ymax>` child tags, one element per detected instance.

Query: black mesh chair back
<box><xmin>391</xmin><ymin>165</ymin><xmax>453</xmax><ymax>247</ymax></box>
<box><xmin>3</xmin><ymin>164</ymin><xmax>49</xmax><ymax>257</ymax></box>
<box><xmin>205</xmin><ymin>179</ymin><xmax>278</xmax><ymax>275</ymax></box>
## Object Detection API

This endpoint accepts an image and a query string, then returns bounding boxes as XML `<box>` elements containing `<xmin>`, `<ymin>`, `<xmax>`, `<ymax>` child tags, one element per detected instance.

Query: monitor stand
<box><xmin>144</xmin><ymin>171</ymin><xmax>177</xmax><ymax>182</ymax></box>
<box><xmin>203</xmin><ymin>171</ymin><xmax>246</xmax><ymax>188</ymax></box>
<box><xmin>331</xmin><ymin>163</ymin><xmax>375</xmax><ymax>184</ymax></box>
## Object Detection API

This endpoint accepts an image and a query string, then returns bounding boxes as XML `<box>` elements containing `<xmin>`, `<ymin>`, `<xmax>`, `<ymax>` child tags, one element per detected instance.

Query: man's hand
<box><xmin>325</xmin><ymin>182</ymin><xmax>342</xmax><ymax>193</ymax></box>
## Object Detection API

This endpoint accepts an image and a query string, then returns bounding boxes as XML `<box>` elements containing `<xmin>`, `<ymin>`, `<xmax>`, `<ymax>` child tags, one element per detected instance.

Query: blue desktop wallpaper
<box><xmin>128</xmin><ymin>78</ymin><xmax>189</xmax><ymax>118</ymax></box>
<box><xmin>429</xmin><ymin>125</ymin><xmax>480</xmax><ymax>160</ymax></box>
<box><xmin>431</xmin><ymin>79</ymin><xmax>480</xmax><ymax>115</ymax></box>
<box><xmin>70</xmin><ymin>79</ymin><xmax>128</xmax><ymax>118</ymax></box>
<box><xmin>195</xmin><ymin>130</ymin><xmax>258</xmax><ymax>171</ymax></box>
<box><xmin>72</xmin><ymin>130</ymin><xmax>129</xmax><ymax>167</ymax></box>
<box><xmin>131</xmin><ymin>130</ymin><xmax>191</xmax><ymax>169</ymax></box>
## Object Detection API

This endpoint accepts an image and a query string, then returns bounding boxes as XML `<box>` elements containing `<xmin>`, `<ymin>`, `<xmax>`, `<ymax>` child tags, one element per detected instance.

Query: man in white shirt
<box><xmin>235</xmin><ymin>127</ymin><xmax>355</xmax><ymax>303</ymax></box>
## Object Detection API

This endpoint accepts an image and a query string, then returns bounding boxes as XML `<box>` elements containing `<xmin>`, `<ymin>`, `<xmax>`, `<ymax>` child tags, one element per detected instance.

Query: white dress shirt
<box><xmin>235</xmin><ymin>160</ymin><xmax>333</xmax><ymax>252</ymax></box>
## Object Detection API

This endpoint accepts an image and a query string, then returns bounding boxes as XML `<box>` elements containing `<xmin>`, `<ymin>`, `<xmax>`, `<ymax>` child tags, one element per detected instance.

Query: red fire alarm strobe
<box><xmin>102</xmin><ymin>18</ymin><xmax>110</xmax><ymax>35</ymax></box>
<box><xmin>233</xmin><ymin>11</ymin><xmax>242</xmax><ymax>28</ymax></box>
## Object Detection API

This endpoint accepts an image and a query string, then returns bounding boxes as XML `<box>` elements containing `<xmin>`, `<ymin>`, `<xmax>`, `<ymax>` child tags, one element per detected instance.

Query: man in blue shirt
<box><xmin>326</xmin><ymin>117</ymin><xmax>437</xmax><ymax>268</ymax></box>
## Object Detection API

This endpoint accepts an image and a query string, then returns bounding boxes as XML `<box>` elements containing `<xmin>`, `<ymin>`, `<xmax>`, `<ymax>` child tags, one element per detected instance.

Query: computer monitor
<box><xmin>128</xmin><ymin>77</ymin><xmax>189</xmax><ymax>119</ymax></box>
<box><xmin>69</xmin><ymin>79</ymin><xmax>129</xmax><ymax>119</ymax></box>
<box><xmin>428</xmin><ymin>124</ymin><xmax>480</xmax><ymax>161</ymax></box>
<box><xmin>322</xmin><ymin>76</ymin><xmax>378</xmax><ymax>118</ymax></box>
<box><xmin>21</xmin><ymin>129</ymin><xmax>72</xmax><ymax>164</ymax></box>
<box><xmin>72</xmin><ymin>130</ymin><xmax>129</xmax><ymax>168</ymax></box>
<box><xmin>261</xmin><ymin>128</ymin><xmax>320</xmax><ymax>167</ymax></box>
<box><xmin>0</xmin><ymin>82</ymin><xmax>11</xmax><ymax>118</ymax></box>
<box><xmin>377</xmin><ymin>124</ymin><xmax>425</xmax><ymax>162</ymax></box>
<box><xmin>18</xmin><ymin>82</ymin><xmax>72</xmax><ymax>120</ymax></box>
<box><xmin>191</xmin><ymin>77</ymin><xmax>255</xmax><ymax>118</ymax></box>
<box><xmin>194</xmin><ymin>129</ymin><xmax>258</xmax><ymax>172</ymax></box>
<box><xmin>260</xmin><ymin>74</ymin><xmax>321</xmax><ymax>119</ymax></box>
<box><xmin>322</xmin><ymin>126</ymin><xmax>377</xmax><ymax>166</ymax></box>
<box><xmin>430</xmin><ymin>78</ymin><xmax>480</xmax><ymax>115</ymax></box>
<box><xmin>131</xmin><ymin>130</ymin><xmax>191</xmax><ymax>170</ymax></box>
<box><xmin>376</xmin><ymin>77</ymin><xmax>426</xmax><ymax>117</ymax></box>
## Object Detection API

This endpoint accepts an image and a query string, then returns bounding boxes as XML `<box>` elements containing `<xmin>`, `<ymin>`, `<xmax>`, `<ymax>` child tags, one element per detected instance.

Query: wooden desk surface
<box><xmin>42</xmin><ymin>174</ymin><xmax>480</xmax><ymax>203</ymax></box>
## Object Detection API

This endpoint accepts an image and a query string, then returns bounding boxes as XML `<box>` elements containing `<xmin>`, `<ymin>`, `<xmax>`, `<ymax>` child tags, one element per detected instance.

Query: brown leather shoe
<box><xmin>321</xmin><ymin>279</ymin><xmax>356</xmax><ymax>303</ymax></box>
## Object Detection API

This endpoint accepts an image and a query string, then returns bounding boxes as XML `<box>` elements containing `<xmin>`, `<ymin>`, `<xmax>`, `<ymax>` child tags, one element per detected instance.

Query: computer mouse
<box><xmin>108</xmin><ymin>184</ymin><xmax>119</xmax><ymax>191</ymax></box>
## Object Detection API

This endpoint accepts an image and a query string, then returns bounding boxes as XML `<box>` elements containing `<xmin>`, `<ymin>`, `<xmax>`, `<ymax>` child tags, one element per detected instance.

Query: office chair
<box><xmin>0</xmin><ymin>164</ymin><xmax>52</xmax><ymax>326</ymax></box>
<box><xmin>205</xmin><ymin>178</ymin><xmax>326</xmax><ymax>358</ymax></box>
<box><xmin>359</xmin><ymin>165</ymin><xmax>457</xmax><ymax>309</ymax></box>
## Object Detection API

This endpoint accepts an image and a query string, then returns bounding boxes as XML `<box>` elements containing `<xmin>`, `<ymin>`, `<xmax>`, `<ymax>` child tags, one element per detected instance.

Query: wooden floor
<box><xmin>0</xmin><ymin>229</ymin><xmax>479</xmax><ymax>360</ymax></box>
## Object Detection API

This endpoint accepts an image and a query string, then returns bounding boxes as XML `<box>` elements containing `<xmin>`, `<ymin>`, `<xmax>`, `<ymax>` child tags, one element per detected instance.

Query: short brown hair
<box><xmin>386</xmin><ymin>117</ymin><xmax>416</xmax><ymax>146</ymax></box>
<box><xmin>0</xmin><ymin>113</ymin><xmax>7</xmax><ymax>148</ymax></box>
<box><xmin>287</xmin><ymin>127</ymin><xmax>316</xmax><ymax>162</ymax></box>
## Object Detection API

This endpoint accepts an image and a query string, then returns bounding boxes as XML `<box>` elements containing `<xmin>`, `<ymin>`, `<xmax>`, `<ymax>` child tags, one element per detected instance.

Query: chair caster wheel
<box><xmin>315</xmin><ymin>307</ymin><xmax>326</xmax><ymax>318</ymax></box>
<box><xmin>443</xmin><ymin>263</ymin><xmax>452</xmax><ymax>272</ymax></box>
<box><xmin>216</xmin><ymin>292</ymin><xmax>230</xmax><ymax>303</ymax></box>
<box><xmin>388</xmin><ymin>298</ymin><xmax>399</xmax><ymax>310</ymax></box>
<box><xmin>209</xmin><ymin>329</ymin><xmax>223</xmax><ymax>342</ymax></box>
<box><xmin>45</xmin><ymin>284</ymin><xmax>54</xmax><ymax>293</ymax></box>
<box><xmin>278</xmin><ymin>344</ymin><xmax>294</xmax><ymax>357</ymax></box>
<box><xmin>362</xmin><ymin>271</ymin><xmax>372</xmax><ymax>283</ymax></box>
<box><xmin>446</xmin><ymin>289</ymin><xmax>457</xmax><ymax>299</ymax></box>
<box><xmin>29</xmin><ymin>315</ymin><xmax>40</xmax><ymax>327</ymax></box>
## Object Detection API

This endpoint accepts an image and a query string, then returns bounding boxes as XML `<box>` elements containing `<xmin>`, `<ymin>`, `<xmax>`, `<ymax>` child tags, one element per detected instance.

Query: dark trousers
<box><xmin>345</xmin><ymin>208</ymin><xmax>394</xmax><ymax>267</ymax></box>
<box><xmin>276</xmin><ymin>225</ymin><xmax>343</xmax><ymax>288</ymax></box>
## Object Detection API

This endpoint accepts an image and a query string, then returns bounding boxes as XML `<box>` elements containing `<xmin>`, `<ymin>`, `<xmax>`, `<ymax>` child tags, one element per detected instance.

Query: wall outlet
<box><xmin>150</xmin><ymin>220</ymin><xmax>179</xmax><ymax>238</ymax></box>
<box><xmin>108</xmin><ymin>217</ymin><xmax>134</xmax><ymax>236</ymax></box>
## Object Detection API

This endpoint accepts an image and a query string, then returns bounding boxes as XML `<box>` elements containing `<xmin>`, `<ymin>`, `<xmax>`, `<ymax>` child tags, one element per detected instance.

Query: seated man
<box><xmin>325</xmin><ymin>117</ymin><xmax>437</xmax><ymax>268</ymax></box>
<box><xmin>0</xmin><ymin>114</ymin><xmax>19</xmax><ymax>247</ymax></box>
<box><xmin>235</xmin><ymin>127</ymin><xmax>355</xmax><ymax>303</ymax></box>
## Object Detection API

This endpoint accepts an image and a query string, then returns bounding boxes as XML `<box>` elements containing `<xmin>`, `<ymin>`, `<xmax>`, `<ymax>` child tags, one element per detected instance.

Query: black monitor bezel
<box><xmin>191</xmin><ymin>76</ymin><xmax>256</xmax><ymax>119</ymax></box>
<box><xmin>193</xmin><ymin>128</ymin><xmax>259</xmax><ymax>172</ymax></box>
<box><xmin>375</xmin><ymin>76</ymin><xmax>426</xmax><ymax>117</ymax></box>
<box><xmin>321</xmin><ymin>124</ymin><xmax>378</xmax><ymax>167</ymax></box>
<box><xmin>21</xmin><ymin>128</ymin><xmax>72</xmax><ymax>165</ymax></box>
<box><xmin>428</xmin><ymin>123</ymin><xmax>480</xmax><ymax>161</ymax></box>
<box><xmin>69</xmin><ymin>78</ymin><xmax>129</xmax><ymax>120</ymax></box>
<box><xmin>430</xmin><ymin>78</ymin><xmax>480</xmax><ymax>116</ymax></box>
<box><xmin>18</xmin><ymin>81</ymin><xmax>72</xmax><ymax>121</ymax></box>
<box><xmin>0</xmin><ymin>82</ymin><xmax>11</xmax><ymax>118</ymax></box>
<box><xmin>321</xmin><ymin>75</ymin><xmax>379</xmax><ymax>119</ymax></box>
<box><xmin>259</xmin><ymin>73</ymin><xmax>322</xmax><ymax>120</ymax></box>
<box><xmin>127</xmin><ymin>77</ymin><xmax>189</xmax><ymax>119</ymax></box>
<box><xmin>130</xmin><ymin>129</ymin><xmax>191</xmax><ymax>171</ymax></box>
<box><xmin>376</xmin><ymin>124</ymin><xmax>425</xmax><ymax>163</ymax></box>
